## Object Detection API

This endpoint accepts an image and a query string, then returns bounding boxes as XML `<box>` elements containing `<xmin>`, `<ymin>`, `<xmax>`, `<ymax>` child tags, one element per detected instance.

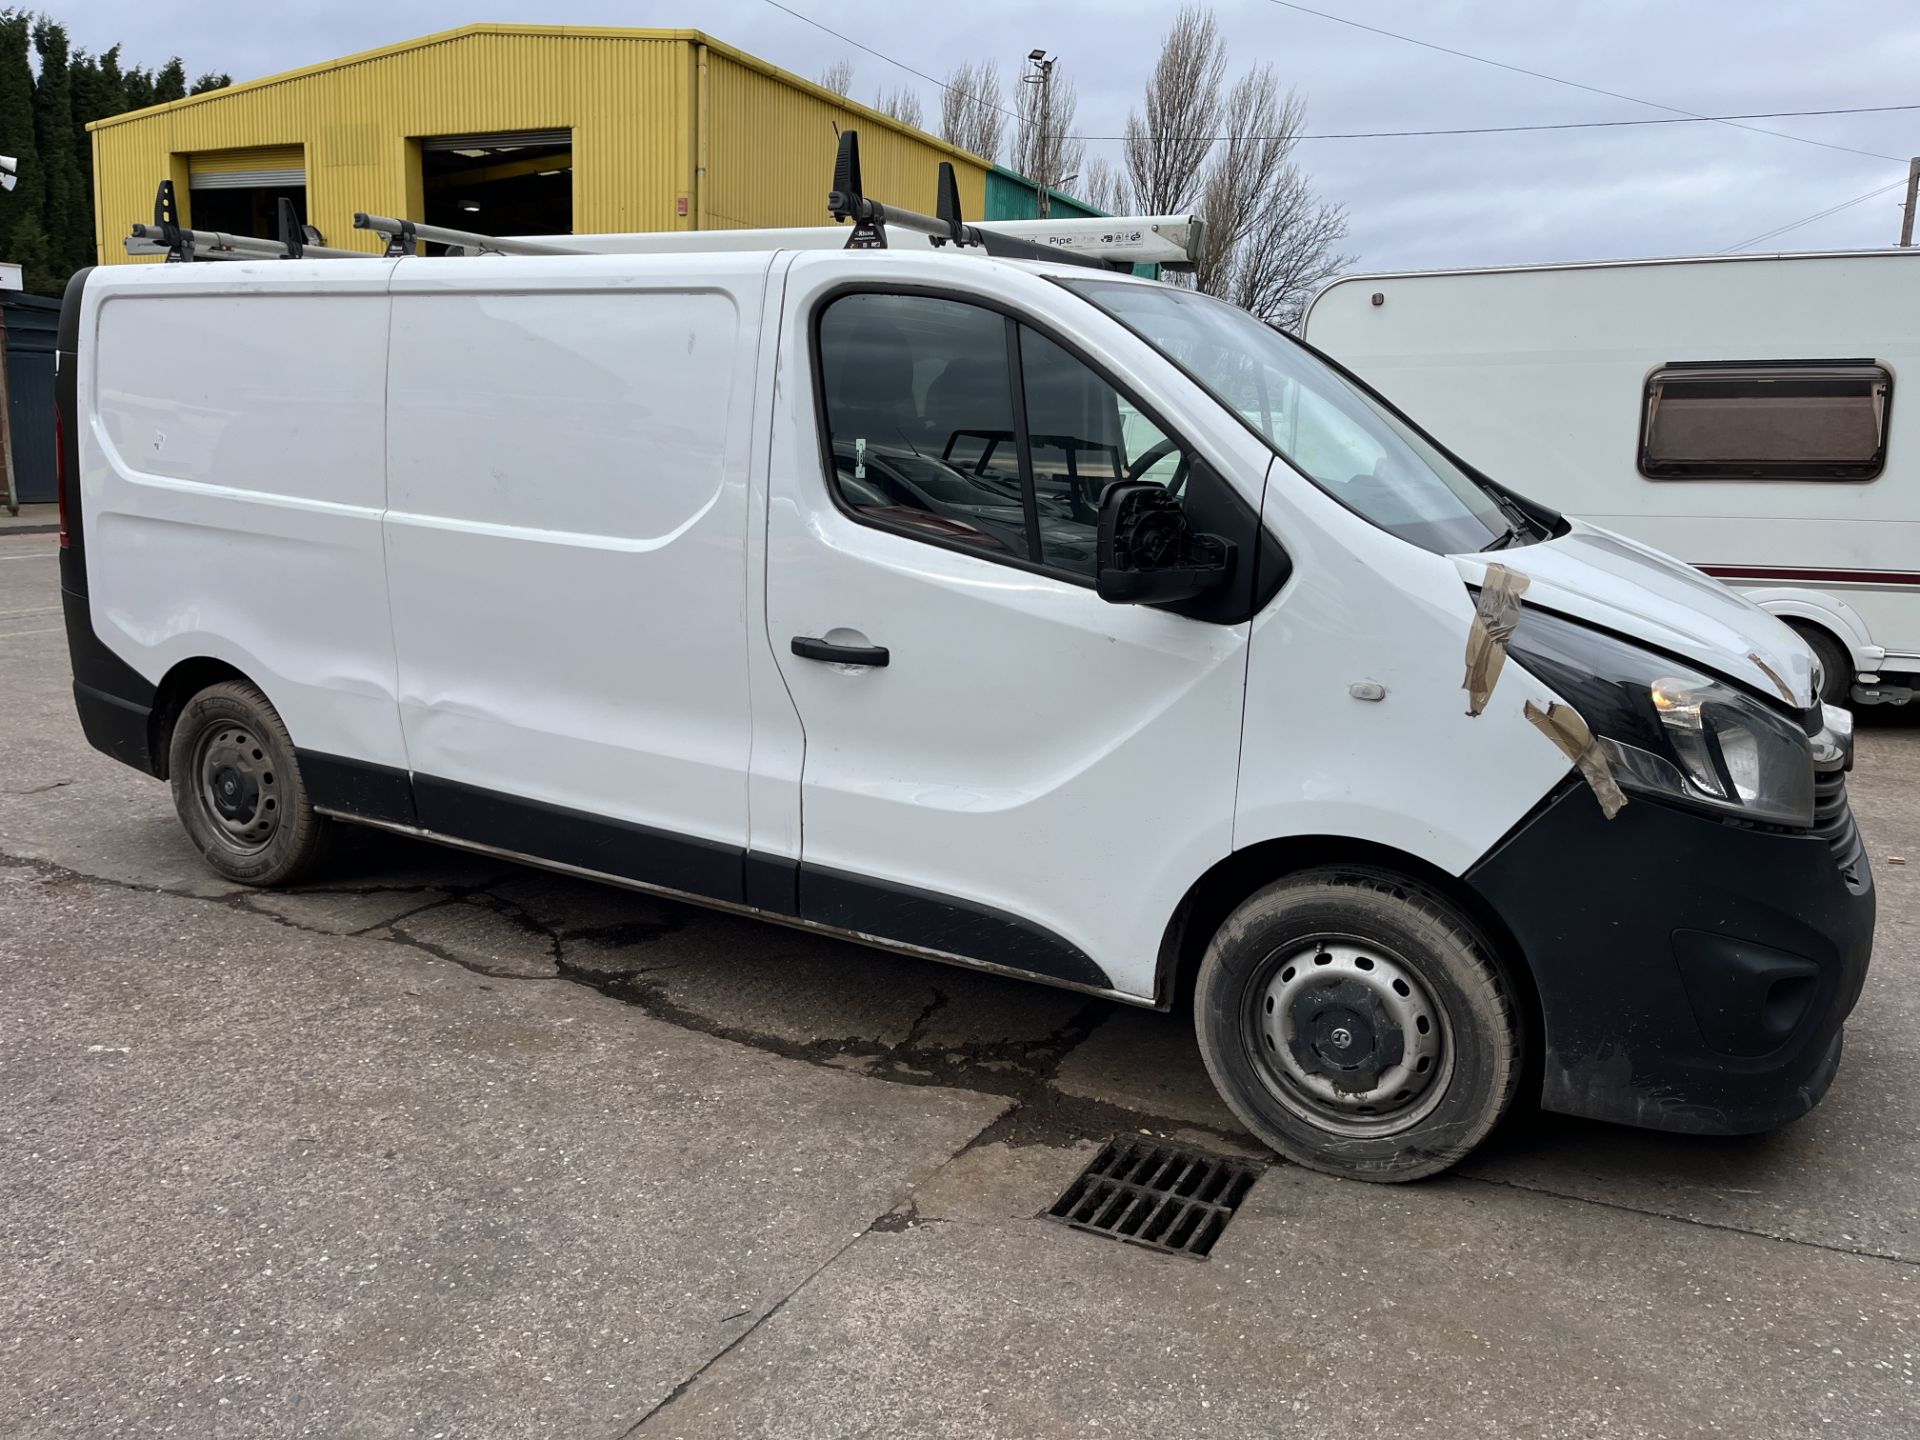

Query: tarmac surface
<box><xmin>2</xmin><ymin>526</ymin><xmax>1915</xmax><ymax>1438</ymax></box>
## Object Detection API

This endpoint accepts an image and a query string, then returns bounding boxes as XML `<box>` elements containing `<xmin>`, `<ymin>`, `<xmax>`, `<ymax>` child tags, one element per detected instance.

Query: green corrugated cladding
<box><xmin>984</xmin><ymin>167</ymin><xmax>1104</xmax><ymax>222</ymax></box>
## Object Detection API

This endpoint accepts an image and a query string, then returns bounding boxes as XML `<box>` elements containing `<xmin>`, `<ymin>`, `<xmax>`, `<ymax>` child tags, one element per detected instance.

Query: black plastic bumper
<box><xmin>63</xmin><ymin>583</ymin><xmax>159</xmax><ymax>777</ymax></box>
<box><xmin>1466</xmin><ymin>777</ymin><xmax>1874</xmax><ymax>1135</ymax></box>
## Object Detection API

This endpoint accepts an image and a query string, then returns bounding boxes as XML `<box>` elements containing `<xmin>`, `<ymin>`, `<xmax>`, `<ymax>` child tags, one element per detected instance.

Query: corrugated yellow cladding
<box><xmin>701</xmin><ymin>50</ymin><xmax>987</xmax><ymax>230</ymax></box>
<box><xmin>89</xmin><ymin>26</ymin><xmax>991</xmax><ymax>262</ymax></box>
<box><xmin>92</xmin><ymin>29</ymin><xmax>692</xmax><ymax>260</ymax></box>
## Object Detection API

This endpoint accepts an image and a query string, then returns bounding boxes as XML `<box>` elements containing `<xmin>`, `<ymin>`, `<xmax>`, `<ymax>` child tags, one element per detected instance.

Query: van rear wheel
<box><xmin>168</xmin><ymin>681</ymin><xmax>332</xmax><ymax>886</ymax></box>
<box><xmin>1194</xmin><ymin>867</ymin><xmax>1519</xmax><ymax>1182</ymax></box>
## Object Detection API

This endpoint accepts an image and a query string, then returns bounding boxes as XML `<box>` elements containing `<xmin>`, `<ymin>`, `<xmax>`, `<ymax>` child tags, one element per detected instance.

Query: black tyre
<box><xmin>1789</xmin><ymin>622</ymin><xmax>1851</xmax><ymax>708</ymax></box>
<box><xmin>1194</xmin><ymin>867</ymin><xmax>1520</xmax><ymax>1182</ymax></box>
<box><xmin>168</xmin><ymin>681</ymin><xmax>332</xmax><ymax>886</ymax></box>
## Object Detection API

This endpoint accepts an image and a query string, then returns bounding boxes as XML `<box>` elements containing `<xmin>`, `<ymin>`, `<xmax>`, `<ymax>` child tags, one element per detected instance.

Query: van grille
<box><xmin>1813</xmin><ymin>771</ymin><xmax>1867</xmax><ymax>891</ymax></box>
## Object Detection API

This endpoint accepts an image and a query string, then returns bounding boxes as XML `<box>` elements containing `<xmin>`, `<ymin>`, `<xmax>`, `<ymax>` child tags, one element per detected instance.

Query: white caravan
<box><xmin>57</xmin><ymin>148</ymin><xmax>1873</xmax><ymax>1181</ymax></box>
<box><xmin>1302</xmin><ymin>249</ymin><xmax>1920</xmax><ymax>707</ymax></box>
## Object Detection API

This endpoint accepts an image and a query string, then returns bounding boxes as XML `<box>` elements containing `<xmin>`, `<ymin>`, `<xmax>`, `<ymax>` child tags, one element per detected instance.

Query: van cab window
<box><xmin>816</xmin><ymin>291</ymin><xmax>1193</xmax><ymax>579</ymax></box>
<box><xmin>1062</xmin><ymin>278</ymin><xmax>1518</xmax><ymax>556</ymax></box>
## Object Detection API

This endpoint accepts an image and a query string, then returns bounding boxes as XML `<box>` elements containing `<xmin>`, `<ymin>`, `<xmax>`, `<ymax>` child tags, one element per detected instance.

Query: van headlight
<box><xmin>1506</xmin><ymin>609</ymin><xmax>1815</xmax><ymax>827</ymax></box>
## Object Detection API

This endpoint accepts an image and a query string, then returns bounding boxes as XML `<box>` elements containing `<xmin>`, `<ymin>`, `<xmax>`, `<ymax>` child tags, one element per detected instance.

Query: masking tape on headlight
<box><xmin>1524</xmin><ymin>699</ymin><xmax>1628</xmax><ymax>819</ymax></box>
<box><xmin>1463</xmin><ymin>564</ymin><xmax>1530</xmax><ymax>717</ymax></box>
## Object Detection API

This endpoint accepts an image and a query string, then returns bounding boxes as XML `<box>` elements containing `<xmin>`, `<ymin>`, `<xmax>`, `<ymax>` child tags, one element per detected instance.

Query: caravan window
<box><xmin>1640</xmin><ymin>360</ymin><xmax>1891</xmax><ymax>482</ymax></box>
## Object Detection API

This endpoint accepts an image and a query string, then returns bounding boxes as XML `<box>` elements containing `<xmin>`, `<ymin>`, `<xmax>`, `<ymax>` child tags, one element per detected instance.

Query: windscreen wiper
<box><xmin>1481</xmin><ymin>524</ymin><xmax>1523</xmax><ymax>551</ymax></box>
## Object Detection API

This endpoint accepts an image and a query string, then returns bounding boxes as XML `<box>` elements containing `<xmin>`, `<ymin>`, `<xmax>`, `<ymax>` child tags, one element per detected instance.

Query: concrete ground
<box><xmin>0</xmin><ymin>502</ymin><xmax>58</xmax><ymax>534</ymax></box>
<box><xmin>1</xmin><ymin>524</ymin><xmax>1915</xmax><ymax>1439</ymax></box>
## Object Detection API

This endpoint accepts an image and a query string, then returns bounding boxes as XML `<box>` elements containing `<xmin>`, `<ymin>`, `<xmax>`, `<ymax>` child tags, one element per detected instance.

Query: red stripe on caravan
<box><xmin>1696</xmin><ymin>564</ymin><xmax>1920</xmax><ymax>588</ymax></box>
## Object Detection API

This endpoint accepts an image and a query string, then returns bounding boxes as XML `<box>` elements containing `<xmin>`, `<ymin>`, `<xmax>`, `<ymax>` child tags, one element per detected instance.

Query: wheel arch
<box><xmin>147</xmin><ymin>657</ymin><xmax>259</xmax><ymax>779</ymax></box>
<box><xmin>1748</xmin><ymin>590</ymin><xmax>1880</xmax><ymax>672</ymax></box>
<box><xmin>1154</xmin><ymin>835</ymin><xmax>1543</xmax><ymax>1075</ymax></box>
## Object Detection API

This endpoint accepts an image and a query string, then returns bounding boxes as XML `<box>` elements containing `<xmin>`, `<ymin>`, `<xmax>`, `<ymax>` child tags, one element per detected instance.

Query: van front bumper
<box><xmin>1465</xmin><ymin>774</ymin><xmax>1874</xmax><ymax>1135</ymax></box>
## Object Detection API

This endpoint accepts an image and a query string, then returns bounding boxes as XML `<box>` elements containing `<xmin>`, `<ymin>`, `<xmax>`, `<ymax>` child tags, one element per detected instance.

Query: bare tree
<box><xmin>938</xmin><ymin>60</ymin><xmax>1005</xmax><ymax>162</ymax></box>
<box><xmin>1081</xmin><ymin>155</ymin><xmax>1133</xmax><ymax>216</ymax></box>
<box><xmin>875</xmin><ymin>84</ymin><xmax>925</xmax><ymax>130</ymax></box>
<box><xmin>1011</xmin><ymin>60</ymin><xmax>1086</xmax><ymax>197</ymax></box>
<box><xmin>1116</xmin><ymin>6</ymin><xmax>1350</xmax><ymax>326</ymax></box>
<box><xmin>1195</xmin><ymin>68</ymin><xmax>1350</xmax><ymax>327</ymax></box>
<box><xmin>817</xmin><ymin>58</ymin><xmax>854</xmax><ymax>97</ymax></box>
<box><xmin>1123</xmin><ymin>5</ymin><xmax>1226</xmax><ymax>214</ymax></box>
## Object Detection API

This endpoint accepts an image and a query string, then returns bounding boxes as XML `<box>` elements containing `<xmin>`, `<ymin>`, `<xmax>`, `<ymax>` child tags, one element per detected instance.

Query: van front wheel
<box><xmin>1194</xmin><ymin>867</ymin><xmax>1519</xmax><ymax>1182</ymax></box>
<box><xmin>168</xmin><ymin>681</ymin><xmax>332</xmax><ymax>886</ymax></box>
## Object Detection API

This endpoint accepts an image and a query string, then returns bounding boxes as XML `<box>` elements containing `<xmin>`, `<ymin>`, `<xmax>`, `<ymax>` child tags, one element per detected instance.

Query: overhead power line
<box><xmin>752</xmin><ymin>8</ymin><xmax>1919</xmax><ymax>149</ymax></box>
<box><xmin>1259</xmin><ymin>0</ymin><xmax>1904</xmax><ymax>163</ymax></box>
<box><xmin>1074</xmin><ymin>103</ymin><xmax>1920</xmax><ymax>143</ymax></box>
<box><xmin>1721</xmin><ymin>176</ymin><xmax>1911</xmax><ymax>253</ymax></box>
<box><xmin>758</xmin><ymin>0</ymin><xmax>1914</xmax><ymax>250</ymax></box>
<box><xmin>756</xmin><ymin>0</ymin><xmax>1022</xmax><ymax>121</ymax></box>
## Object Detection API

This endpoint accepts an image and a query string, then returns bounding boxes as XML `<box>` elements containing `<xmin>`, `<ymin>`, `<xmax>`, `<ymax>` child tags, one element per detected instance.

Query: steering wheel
<box><xmin>1125</xmin><ymin>436</ymin><xmax>1191</xmax><ymax>497</ymax></box>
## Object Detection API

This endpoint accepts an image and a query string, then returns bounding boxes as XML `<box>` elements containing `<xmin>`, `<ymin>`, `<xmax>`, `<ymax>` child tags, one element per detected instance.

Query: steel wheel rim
<box><xmin>193</xmin><ymin>722</ymin><xmax>280</xmax><ymax>853</ymax></box>
<box><xmin>1244</xmin><ymin>934</ymin><xmax>1455</xmax><ymax>1139</ymax></box>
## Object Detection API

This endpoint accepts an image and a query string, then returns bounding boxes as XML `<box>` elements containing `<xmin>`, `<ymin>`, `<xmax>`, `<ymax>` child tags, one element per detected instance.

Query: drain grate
<box><xmin>1045</xmin><ymin>1138</ymin><xmax>1263</xmax><ymax>1259</ymax></box>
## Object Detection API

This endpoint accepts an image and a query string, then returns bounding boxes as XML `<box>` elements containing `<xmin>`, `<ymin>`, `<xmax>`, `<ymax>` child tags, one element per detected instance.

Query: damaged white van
<box><xmin>57</xmin><ymin>148</ymin><xmax>1872</xmax><ymax>1181</ymax></box>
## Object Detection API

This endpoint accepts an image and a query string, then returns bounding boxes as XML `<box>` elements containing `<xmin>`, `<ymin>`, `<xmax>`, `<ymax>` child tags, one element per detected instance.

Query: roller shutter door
<box><xmin>188</xmin><ymin>146</ymin><xmax>305</xmax><ymax>190</ymax></box>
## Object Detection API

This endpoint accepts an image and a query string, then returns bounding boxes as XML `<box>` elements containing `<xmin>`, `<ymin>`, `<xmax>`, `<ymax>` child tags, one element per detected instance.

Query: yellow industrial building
<box><xmin>86</xmin><ymin>24</ymin><xmax>1085</xmax><ymax>262</ymax></box>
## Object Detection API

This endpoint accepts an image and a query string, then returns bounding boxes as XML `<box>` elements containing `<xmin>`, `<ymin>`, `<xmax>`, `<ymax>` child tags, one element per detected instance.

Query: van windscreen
<box><xmin>1059</xmin><ymin>280</ymin><xmax>1514</xmax><ymax>555</ymax></box>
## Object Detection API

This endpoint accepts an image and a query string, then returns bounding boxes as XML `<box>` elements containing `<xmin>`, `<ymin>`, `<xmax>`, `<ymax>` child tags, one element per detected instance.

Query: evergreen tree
<box><xmin>153</xmin><ymin>57</ymin><xmax>185</xmax><ymax>103</ymax></box>
<box><xmin>31</xmin><ymin>17</ymin><xmax>83</xmax><ymax>278</ymax></box>
<box><xmin>0</xmin><ymin>9</ymin><xmax>54</xmax><ymax>292</ymax></box>
<box><xmin>0</xmin><ymin>22</ymin><xmax>230</xmax><ymax>289</ymax></box>
<box><xmin>71</xmin><ymin>46</ymin><xmax>127</xmax><ymax>274</ymax></box>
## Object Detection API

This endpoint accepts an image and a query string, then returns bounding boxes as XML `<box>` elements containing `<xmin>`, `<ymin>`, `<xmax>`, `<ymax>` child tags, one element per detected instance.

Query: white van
<box><xmin>56</xmin><ymin>169</ymin><xmax>1873</xmax><ymax>1182</ymax></box>
<box><xmin>1301</xmin><ymin>249</ymin><xmax>1920</xmax><ymax>708</ymax></box>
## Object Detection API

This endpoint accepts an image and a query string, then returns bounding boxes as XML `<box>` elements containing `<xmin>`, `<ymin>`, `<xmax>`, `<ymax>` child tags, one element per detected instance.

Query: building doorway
<box><xmin>188</xmin><ymin>146</ymin><xmax>308</xmax><ymax>242</ymax></box>
<box><xmin>420</xmin><ymin>130</ymin><xmax>573</xmax><ymax>238</ymax></box>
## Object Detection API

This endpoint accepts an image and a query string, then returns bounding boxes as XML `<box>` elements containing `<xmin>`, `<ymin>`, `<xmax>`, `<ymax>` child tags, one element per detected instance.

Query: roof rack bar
<box><xmin>127</xmin><ymin>179</ymin><xmax>363</xmax><ymax>261</ymax></box>
<box><xmin>353</xmin><ymin>213</ymin><xmax>579</xmax><ymax>256</ymax></box>
<box><xmin>277</xmin><ymin>197</ymin><xmax>306</xmax><ymax>259</ymax></box>
<box><xmin>128</xmin><ymin>222</ymin><xmax>362</xmax><ymax>261</ymax></box>
<box><xmin>827</xmin><ymin>130</ymin><xmax>1115</xmax><ymax>272</ymax></box>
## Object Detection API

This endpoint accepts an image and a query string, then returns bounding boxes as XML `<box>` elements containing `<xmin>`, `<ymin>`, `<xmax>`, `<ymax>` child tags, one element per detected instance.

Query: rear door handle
<box><xmin>791</xmin><ymin>636</ymin><xmax>890</xmax><ymax>668</ymax></box>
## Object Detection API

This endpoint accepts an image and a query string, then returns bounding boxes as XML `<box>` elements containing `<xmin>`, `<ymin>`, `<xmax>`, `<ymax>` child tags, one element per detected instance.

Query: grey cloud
<box><xmin>69</xmin><ymin>0</ymin><xmax>1920</xmax><ymax>271</ymax></box>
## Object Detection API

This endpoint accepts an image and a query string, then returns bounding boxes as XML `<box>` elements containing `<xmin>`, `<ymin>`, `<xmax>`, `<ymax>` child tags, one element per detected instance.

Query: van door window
<box><xmin>818</xmin><ymin>293</ymin><xmax>1029</xmax><ymax>561</ymax></box>
<box><xmin>1018</xmin><ymin>327</ymin><xmax>1187</xmax><ymax>575</ymax></box>
<box><xmin>816</xmin><ymin>292</ymin><xmax>1195</xmax><ymax>581</ymax></box>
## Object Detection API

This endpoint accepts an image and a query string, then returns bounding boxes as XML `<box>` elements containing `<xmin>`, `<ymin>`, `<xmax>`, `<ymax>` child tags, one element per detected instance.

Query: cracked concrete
<box><xmin>3</xmin><ymin>528</ymin><xmax>1919</xmax><ymax>1437</ymax></box>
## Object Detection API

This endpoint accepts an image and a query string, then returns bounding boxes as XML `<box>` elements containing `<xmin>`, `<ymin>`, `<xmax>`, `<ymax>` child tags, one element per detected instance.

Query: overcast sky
<box><xmin>68</xmin><ymin>0</ymin><xmax>1920</xmax><ymax>271</ymax></box>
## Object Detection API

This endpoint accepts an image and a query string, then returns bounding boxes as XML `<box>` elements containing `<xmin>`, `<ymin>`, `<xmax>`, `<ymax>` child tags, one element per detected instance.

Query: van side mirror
<box><xmin>1095</xmin><ymin>481</ymin><xmax>1234</xmax><ymax>605</ymax></box>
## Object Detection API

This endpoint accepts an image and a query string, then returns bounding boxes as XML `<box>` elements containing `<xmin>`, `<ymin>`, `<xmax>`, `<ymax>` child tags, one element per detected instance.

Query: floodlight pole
<box><xmin>1025</xmin><ymin>50</ymin><xmax>1057</xmax><ymax>220</ymax></box>
<box><xmin>1902</xmin><ymin>157</ymin><xmax>1920</xmax><ymax>247</ymax></box>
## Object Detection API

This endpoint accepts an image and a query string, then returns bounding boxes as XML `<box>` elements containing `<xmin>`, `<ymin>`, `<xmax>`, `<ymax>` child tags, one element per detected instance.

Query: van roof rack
<box><xmin>127</xmin><ymin>180</ymin><xmax>363</xmax><ymax>262</ymax></box>
<box><xmin>124</xmin><ymin>132</ymin><xmax>1203</xmax><ymax>271</ymax></box>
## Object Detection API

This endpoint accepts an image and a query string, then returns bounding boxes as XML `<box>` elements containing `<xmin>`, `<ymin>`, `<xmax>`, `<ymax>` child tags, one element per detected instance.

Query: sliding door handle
<box><xmin>791</xmin><ymin>635</ymin><xmax>890</xmax><ymax>668</ymax></box>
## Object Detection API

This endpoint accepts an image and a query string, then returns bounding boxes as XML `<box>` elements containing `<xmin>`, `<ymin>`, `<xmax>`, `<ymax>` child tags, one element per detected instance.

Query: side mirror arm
<box><xmin>1095</xmin><ymin>481</ymin><xmax>1234</xmax><ymax>605</ymax></box>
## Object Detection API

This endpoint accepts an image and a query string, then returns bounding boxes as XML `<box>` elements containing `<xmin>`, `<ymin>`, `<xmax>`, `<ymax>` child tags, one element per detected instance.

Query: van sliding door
<box><xmin>381</xmin><ymin>257</ymin><xmax>768</xmax><ymax>901</ymax></box>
